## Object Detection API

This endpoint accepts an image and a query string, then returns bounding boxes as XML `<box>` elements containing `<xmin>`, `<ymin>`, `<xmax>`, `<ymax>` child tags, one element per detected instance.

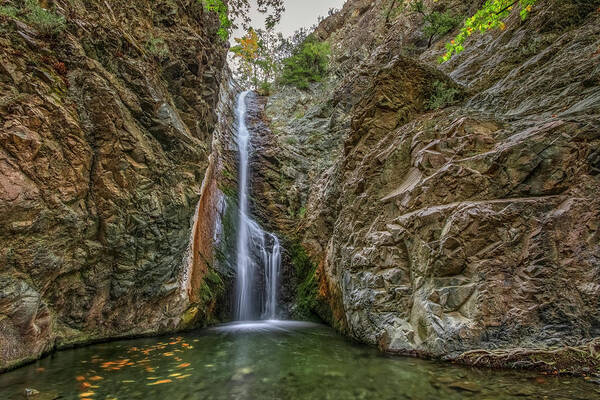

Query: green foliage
<box><xmin>146</xmin><ymin>37</ymin><xmax>170</xmax><ymax>59</ymax></box>
<box><xmin>442</xmin><ymin>0</ymin><xmax>539</xmax><ymax>62</ymax></box>
<box><xmin>279</xmin><ymin>35</ymin><xmax>330</xmax><ymax>89</ymax></box>
<box><xmin>2</xmin><ymin>0</ymin><xmax>66</xmax><ymax>35</ymax></box>
<box><xmin>258</xmin><ymin>81</ymin><xmax>272</xmax><ymax>96</ymax></box>
<box><xmin>427</xmin><ymin>80</ymin><xmax>460</xmax><ymax>110</ymax></box>
<box><xmin>298</xmin><ymin>206</ymin><xmax>306</xmax><ymax>219</ymax></box>
<box><xmin>0</xmin><ymin>4</ymin><xmax>18</xmax><ymax>18</ymax></box>
<box><xmin>200</xmin><ymin>0</ymin><xmax>285</xmax><ymax>41</ymax></box>
<box><xmin>201</xmin><ymin>0</ymin><xmax>231</xmax><ymax>40</ymax></box>
<box><xmin>290</xmin><ymin>244</ymin><xmax>318</xmax><ymax>318</ymax></box>
<box><xmin>24</xmin><ymin>0</ymin><xmax>66</xmax><ymax>35</ymax></box>
<box><xmin>411</xmin><ymin>0</ymin><xmax>462</xmax><ymax>48</ymax></box>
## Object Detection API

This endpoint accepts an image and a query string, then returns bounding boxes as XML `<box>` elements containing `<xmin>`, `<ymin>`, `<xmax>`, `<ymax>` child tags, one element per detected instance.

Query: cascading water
<box><xmin>234</xmin><ymin>91</ymin><xmax>281</xmax><ymax>321</ymax></box>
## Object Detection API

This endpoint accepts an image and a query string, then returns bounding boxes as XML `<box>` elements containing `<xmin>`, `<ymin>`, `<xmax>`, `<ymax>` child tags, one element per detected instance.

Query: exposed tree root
<box><xmin>454</xmin><ymin>338</ymin><xmax>600</xmax><ymax>376</ymax></box>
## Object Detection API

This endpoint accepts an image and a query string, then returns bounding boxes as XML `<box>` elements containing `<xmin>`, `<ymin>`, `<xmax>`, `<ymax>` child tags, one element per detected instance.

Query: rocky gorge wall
<box><xmin>252</xmin><ymin>0</ymin><xmax>600</xmax><ymax>373</ymax></box>
<box><xmin>0</xmin><ymin>0</ymin><xmax>231</xmax><ymax>371</ymax></box>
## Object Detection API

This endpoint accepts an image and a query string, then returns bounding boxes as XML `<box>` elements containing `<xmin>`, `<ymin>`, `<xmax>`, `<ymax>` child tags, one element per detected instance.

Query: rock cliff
<box><xmin>0</xmin><ymin>0</ymin><xmax>230</xmax><ymax>370</ymax></box>
<box><xmin>253</xmin><ymin>0</ymin><xmax>600</xmax><ymax>372</ymax></box>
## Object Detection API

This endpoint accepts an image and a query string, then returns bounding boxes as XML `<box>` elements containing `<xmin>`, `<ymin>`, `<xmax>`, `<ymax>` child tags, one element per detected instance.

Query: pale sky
<box><xmin>232</xmin><ymin>0</ymin><xmax>347</xmax><ymax>40</ymax></box>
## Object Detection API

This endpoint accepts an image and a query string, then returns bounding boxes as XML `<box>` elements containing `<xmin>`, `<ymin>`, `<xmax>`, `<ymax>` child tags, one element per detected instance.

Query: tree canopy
<box><xmin>201</xmin><ymin>0</ymin><xmax>284</xmax><ymax>40</ymax></box>
<box><xmin>442</xmin><ymin>0</ymin><xmax>538</xmax><ymax>62</ymax></box>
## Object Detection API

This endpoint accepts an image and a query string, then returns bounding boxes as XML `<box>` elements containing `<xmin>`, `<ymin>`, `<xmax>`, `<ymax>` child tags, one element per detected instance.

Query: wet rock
<box><xmin>231</xmin><ymin>367</ymin><xmax>254</xmax><ymax>382</ymax></box>
<box><xmin>23</xmin><ymin>388</ymin><xmax>39</xmax><ymax>397</ymax></box>
<box><xmin>448</xmin><ymin>381</ymin><xmax>481</xmax><ymax>393</ymax></box>
<box><xmin>0</xmin><ymin>0</ymin><xmax>228</xmax><ymax>370</ymax></box>
<box><xmin>254</xmin><ymin>0</ymin><xmax>600</xmax><ymax>373</ymax></box>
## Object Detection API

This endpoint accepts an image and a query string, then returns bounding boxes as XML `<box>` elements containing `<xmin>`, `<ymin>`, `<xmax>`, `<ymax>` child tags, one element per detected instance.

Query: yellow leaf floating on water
<box><xmin>163</xmin><ymin>352</ymin><xmax>174</xmax><ymax>357</ymax></box>
<box><xmin>122</xmin><ymin>380</ymin><xmax>135</xmax><ymax>384</ymax></box>
<box><xmin>147</xmin><ymin>377</ymin><xmax>160</xmax><ymax>380</ymax></box>
<box><xmin>176</xmin><ymin>374</ymin><xmax>192</xmax><ymax>380</ymax></box>
<box><xmin>169</xmin><ymin>373</ymin><xmax>182</xmax><ymax>377</ymax></box>
<box><xmin>177</xmin><ymin>363</ymin><xmax>191</xmax><ymax>368</ymax></box>
<box><xmin>147</xmin><ymin>379</ymin><xmax>172</xmax><ymax>386</ymax></box>
<box><xmin>89</xmin><ymin>376</ymin><xmax>103</xmax><ymax>381</ymax></box>
<box><xmin>79</xmin><ymin>392</ymin><xmax>95</xmax><ymax>397</ymax></box>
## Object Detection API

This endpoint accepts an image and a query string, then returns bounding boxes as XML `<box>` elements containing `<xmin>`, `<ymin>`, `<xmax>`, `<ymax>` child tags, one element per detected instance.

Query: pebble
<box><xmin>24</xmin><ymin>388</ymin><xmax>39</xmax><ymax>397</ymax></box>
<box><xmin>448</xmin><ymin>381</ymin><xmax>482</xmax><ymax>392</ymax></box>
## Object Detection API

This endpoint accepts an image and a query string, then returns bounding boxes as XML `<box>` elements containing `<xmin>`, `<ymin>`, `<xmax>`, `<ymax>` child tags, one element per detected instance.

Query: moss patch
<box><xmin>289</xmin><ymin>243</ymin><xmax>318</xmax><ymax>319</ymax></box>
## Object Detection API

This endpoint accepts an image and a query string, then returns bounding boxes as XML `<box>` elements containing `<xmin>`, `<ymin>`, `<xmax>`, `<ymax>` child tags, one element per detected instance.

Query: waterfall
<box><xmin>234</xmin><ymin>91</ymin><xmax>281</xmax><ymax>321</ymax></box>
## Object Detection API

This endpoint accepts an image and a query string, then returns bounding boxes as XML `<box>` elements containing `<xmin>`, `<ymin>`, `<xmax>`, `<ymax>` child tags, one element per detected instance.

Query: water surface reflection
<box><xmin>0</xmin><ymin>321</ymin><xmax>598</xmax><ymax>399</ymax></box>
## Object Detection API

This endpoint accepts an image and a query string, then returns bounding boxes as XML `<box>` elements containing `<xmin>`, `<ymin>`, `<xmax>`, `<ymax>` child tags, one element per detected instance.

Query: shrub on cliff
<box><xmin>279</xmin><ymin>35</ymin><xmax>330</xmax><ymax>90</ymax></box>
<box><xmin>25</xmin><ymin>0</ymin><xmax>65</xmax><ymax>35</ymax></box>
<box><xmin>427</xmin><ymin>80</ymin><xmax>461</xmax><ymax>110</ymax></box>
<box><xmin>0</xmin><ymin>0</ymin><xmax>65</xmax><ymax>36</ymax></box>
<box><xmin>442</xmin><ymin>0</ymin><xmax>539</xmax><ymax>62</ymax></box>
<box><xmin>410</xmin><ymin>0</ymin><xmax>462</xmax><ymax>48</ymax></box>
<box><xmin>146</xmin><ymin>37</ymin><xmax>170</xmax><ymax>60</ymax></box>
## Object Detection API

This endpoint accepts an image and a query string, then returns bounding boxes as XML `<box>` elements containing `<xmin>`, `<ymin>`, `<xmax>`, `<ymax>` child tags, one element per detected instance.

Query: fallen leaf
<box><xmin>36</xmin><ymin>367</ymin><xmax>45</xmax><ymax>372</ymax></box>
<box><xmin>176</xmin><ymin>374</ymin><xmax>192</xmax><ymax>380</ymax></box>
<box><xmin>79</xmin><ymin>392</ymin><xmax>95</xmax><ymax>397</ymax></box>
<box><xmin>177</xmin><ymin>363</ymin><xmax>191</xmax><ymax>368</ymax></box>
<box><xmin>147</xmin><ymin>379</ymin><xmax>172</xmax><ymax>386</ymax></box>
<box><xmin>76</xmin><ymin>376</ymin><xmax>86</xmax><ymax>382</ymax></box>
<box><xmin>169</xmin><ymin>373</ymin><xmax>182</xmax><ymax>377</ymax></box>
<box><xmin>89</xmin><ymin>376</ymin><xmax>103</xmax><ymax>381</ymax></box>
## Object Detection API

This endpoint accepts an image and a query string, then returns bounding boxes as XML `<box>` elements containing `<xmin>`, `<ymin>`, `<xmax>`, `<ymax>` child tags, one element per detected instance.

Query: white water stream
<box><xmin>234</xmin><ymin>91</ymin><xmax>281</xmax><ymax>321</ymax></box>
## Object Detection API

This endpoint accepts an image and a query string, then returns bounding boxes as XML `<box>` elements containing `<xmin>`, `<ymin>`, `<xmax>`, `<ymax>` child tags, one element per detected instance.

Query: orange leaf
<box><xmin>75</xmin><ymin>376</ymin><xmax>86</xmax><ymax>382</ymax></box>
<box><xmin>79</xmin><ymin>392</ymin><xmax>95</xmax><ymax>397</ymax></box>
<box><xmin>147</xmin><ymin>379</ymin><xmax>172</xmax><ymax>386</ymax></box>
<box><xmin>89</xmin><ymin>376</ymin><xmax>103</xmax><ymax>381</ymax></box>
<box><xmin>177</xmin><ymin>363</ymin><xmax>191</xmax><ymax>368</ymax></box>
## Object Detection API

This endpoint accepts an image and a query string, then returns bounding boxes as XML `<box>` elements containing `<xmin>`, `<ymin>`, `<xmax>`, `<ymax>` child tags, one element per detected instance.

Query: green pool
<box><xmin>0</xmin><ymin>321</ymin><xmax>597</xmax><ymax>399</ymax></box>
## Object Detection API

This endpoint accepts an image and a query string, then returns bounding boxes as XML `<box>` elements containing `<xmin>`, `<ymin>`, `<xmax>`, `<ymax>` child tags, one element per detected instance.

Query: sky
<box><xmin>232</xmin><ymin>0</ymin><xmax>347</xmax><ymax>40</ymax></box>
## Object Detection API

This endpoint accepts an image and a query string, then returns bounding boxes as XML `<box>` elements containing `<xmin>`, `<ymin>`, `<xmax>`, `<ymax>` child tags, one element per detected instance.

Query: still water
<box><xmin>0</xmin><ymin>321</ymin><xmax>598</xmax><ymax>399</ymax></box>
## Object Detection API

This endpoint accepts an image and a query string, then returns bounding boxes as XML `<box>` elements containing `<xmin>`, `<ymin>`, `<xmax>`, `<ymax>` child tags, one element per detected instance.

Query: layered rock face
<box><xmin>0</xmin><ymin>0</ymin><xmax>229</xmax><ymax>370</ymax></box>
<box><xmin>254</xmin><ymin>0</ymin><xmax>600</xmax><ymax>369</ymax></box>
